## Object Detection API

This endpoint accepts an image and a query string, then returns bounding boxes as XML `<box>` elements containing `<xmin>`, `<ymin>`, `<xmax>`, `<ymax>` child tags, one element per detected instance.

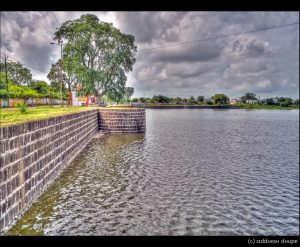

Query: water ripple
<box><xmin>8</xmin><ymin>109</ymin><xmax>299</xmax><ymax>236</ymax></box>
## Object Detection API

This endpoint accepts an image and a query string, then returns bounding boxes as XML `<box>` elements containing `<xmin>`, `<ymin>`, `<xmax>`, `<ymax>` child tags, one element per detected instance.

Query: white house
<box><xmin>246</xmin><ymin>99</ymin><xmax>257</xmax><ymax>104</ymax></box>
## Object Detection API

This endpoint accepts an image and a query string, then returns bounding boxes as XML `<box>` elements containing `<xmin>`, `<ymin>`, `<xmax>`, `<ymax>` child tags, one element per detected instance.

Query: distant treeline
<box><xmin>129</xmin><ymin>93</ymin><xmax>299</xmax><ymax>107</ymax></box>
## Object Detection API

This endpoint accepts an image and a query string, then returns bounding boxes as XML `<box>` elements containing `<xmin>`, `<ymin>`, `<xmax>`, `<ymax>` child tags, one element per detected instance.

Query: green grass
<box><xmin>0</xmin><ymin>105</ymin><xmax>143</xmax><ymax>127</ymax></box>
<box><xmin>141</xmin><ymin>104</ymin><xmax>220</xmax><ymax>107</ymax></box>
<box><xmin>106</xmin><ymin>104</ymin><xmax>136</xmax><ymax>109</ymax></box>
<box><xmin>0</xmin><ymin>106</ymin><xmax>98</xmax><ymax>127</ymax></box>
<box><xmin>234</xmin><ymin>104</ymin><xmax>299</xmax><ymax>109</ymax></box>
<box><xmin>105</xmin><ymin>107</ymin><xmax>139</xmax><ymax>110</ymax></box>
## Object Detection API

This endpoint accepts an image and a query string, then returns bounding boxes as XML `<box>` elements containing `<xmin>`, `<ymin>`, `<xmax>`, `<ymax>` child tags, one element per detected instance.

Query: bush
<box><xmin>280</xmin><ymin>101</ymin><xmax>290</xmax><ymax>107</ymax></box>
<box><xmin>18</xmin><ymin>102</ymin><xmax>28</xmax><ymax>114</ymax></box>
<box><xmin>131</xmin><ymin>98</ymin><xmax>139</xmax><ymax>102</ymax></box>
<box><xmin>0</xmin><ymin>89</ymin><xmax>8</xmax><ymax>98</ymax></box>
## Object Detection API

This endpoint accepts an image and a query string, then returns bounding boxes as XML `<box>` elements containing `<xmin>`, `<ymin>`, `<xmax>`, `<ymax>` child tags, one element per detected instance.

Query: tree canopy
<box><xmin>278</xmin><ymin>97</ymin><xmax>293</xmax><ymax>107</ymax></box>
<box><xmin>0</xmin><ymin>61</ymin><xmax>32</xmax><ymax>85</ymax></box>
<box><xmin>197</xmin><ymin>96</ymin><xmax>204</xmax><ymax>103</ymax></box>
<box><xmin>126</xmin><ymin>87</ymin><xmax>134</xmax><ymax>100</ymax></box>
<box><xmin>28</xmin><ymin>80</ymin><xmax>50</xmax><ymax>95</ymax></box>
<box><xmin>151</xmin><ymin>95</ymin><xmax>171</xmax><ymax>103</ymax></box>
<box><xmin>188</xmin><ymin>96</ymin><xmax>196</xmax><ymax>104</ymax></box>
<box><xmin>211</xmin><ymin>94</ymin><xmax>229</xmax><ymax>104</ymax></box>
<box><xmin>241</xmin><ymin>92</ymin><xmax>257</xmax><ymax>103</ymax></box>
<box><xmin>47</xmin><ymin>59</ymin><xmax>69</xmax><ymax>91</ymax></box>
<box><xmin>54</xmin><ymin>14</ymin><xmax>137</xmax><ymax>99</ymax></box>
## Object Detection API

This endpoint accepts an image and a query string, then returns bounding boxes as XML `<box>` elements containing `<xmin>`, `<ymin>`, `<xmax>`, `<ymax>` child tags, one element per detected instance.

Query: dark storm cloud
<box><xmin>117</xmin><ymin>11</ymin><xmax>298</xmax><ymax>98</ymax></box>
<box><xmin>1</xmin><ymin>12</ymin><xmax>299</xmax><ymax>98</ymax></box>
<box><xmin>116</xmin><ymin>12</ymin><xmax>188</xmax><ymax>43</ymax></box>
<box><xmin>1</xmin><ymin>11</ymin><xmax>58</xmax><ymax>75</ymax></box>
<box><xmin>146</xmin><ymin>42</ymin><xmax>223</xmax><ymax>63</ymax></box>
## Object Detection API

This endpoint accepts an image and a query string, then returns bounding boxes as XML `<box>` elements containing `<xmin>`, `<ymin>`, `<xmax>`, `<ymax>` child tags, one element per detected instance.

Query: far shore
<box><xmin>138</xmin><ymin>104</ymin><xmax>299</xmax><ymax>110</ymax></box>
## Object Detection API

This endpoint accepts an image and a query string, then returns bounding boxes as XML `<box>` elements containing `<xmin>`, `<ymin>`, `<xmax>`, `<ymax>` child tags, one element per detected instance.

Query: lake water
<box><xmin>8</xmin><ymin>109</ymin><xmax>299</xmax><ymax>235</ymax></box>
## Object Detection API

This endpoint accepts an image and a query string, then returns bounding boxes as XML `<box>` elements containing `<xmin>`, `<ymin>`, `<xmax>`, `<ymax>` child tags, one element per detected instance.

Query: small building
<box><xmin>230</xmin><ymin>97</ymin><xmax>242</xmax><ymax>104</ymax></box>
<box><xmin>230</xmin><ymin>99</ymin><xmax>237</xmax><ymax>104</ymax></box>
<box><xmin>70</xmin><ymin>85</ymin><xmax>98</xmax><ymax>106</ymax></box>
<box><xmin>246</xmin><ymin>99</ymin><xmax>257</xmax><ymax>104</ymax></box>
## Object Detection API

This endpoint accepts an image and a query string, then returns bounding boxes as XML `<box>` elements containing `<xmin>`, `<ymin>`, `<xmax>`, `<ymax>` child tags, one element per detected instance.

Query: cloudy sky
<box><xmin>1</xmin><ymin>11</ymin><xmax>299</xmax><ymax>99</ymax></box>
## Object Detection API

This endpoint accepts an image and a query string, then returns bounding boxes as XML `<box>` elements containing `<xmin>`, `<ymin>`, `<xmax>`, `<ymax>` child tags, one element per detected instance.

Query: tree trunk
<box><xmin>67</xmin><ymin>80</ymin><xmax>72</xmax><ymax>106</ymax></box>
<box><xmin>85</xmin><ymin>93</ymin><xmax>89</xmax><ymax>107</ymax></box>
<box><xmin>95</xmin><ymin>90</ymin><xmax>100</xmax><ymax>106</ymax></box>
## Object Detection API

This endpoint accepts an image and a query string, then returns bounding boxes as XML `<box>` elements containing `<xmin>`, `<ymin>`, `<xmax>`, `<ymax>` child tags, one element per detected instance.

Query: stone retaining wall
<box><xmin>0</xmin><ymin>108</ymin><xmax>145</xmax><ymax>234</ymax></box>
<box><xmin>0</xmin><ymin>110</ymin><xmax>98</xmax><ymax>233</ymax></box>
<box><xmin>98</xmin><ymin>108</ymin><xmax>146</xmax><ymax>133</ymax></box>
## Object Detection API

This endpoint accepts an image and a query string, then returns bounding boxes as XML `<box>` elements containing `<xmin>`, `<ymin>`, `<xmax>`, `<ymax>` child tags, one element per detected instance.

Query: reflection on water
<box><xmin>8</xmin><ymin>109</ymin><xmax>299</xmax><ymax>235</ymax></box>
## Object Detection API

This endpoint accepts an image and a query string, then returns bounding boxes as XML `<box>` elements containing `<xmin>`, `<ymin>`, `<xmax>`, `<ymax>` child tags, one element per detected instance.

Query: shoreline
<box><xmin>138</xmin><ymin>105</ymin><xmax>299</xmax><ymax>110</ymax></box>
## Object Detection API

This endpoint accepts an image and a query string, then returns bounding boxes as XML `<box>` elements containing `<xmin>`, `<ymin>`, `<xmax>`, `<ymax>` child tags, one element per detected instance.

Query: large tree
<box><xmin>151</xmin><ymin>95</ymin><xmax>170</xmax><ymax>104</ymax></box>
<box><xmin>0</xmin><ymin>61</ymin><xmax>32</xmax><ymax>85</ymax></box>
<box><xmin>106</xmin><ymin>86</ymin><xmax>127</xmax><ymax>103</ymax></box>
<box><xmin>174</xmin><ymin>97</ymin><xmax>182</xmax><ymax>104</ymax></box>
<box><xmin>188</xmin><ymin>96</ymin><xmax>196</xmax><ymax>104</ymax></box>
<box><xmin>54</xmin><ymin>14</ymin><xmax>137</xmax><ymax>101</ymax></box>
<box><xmin>211</xmin><ymin>94</ymin><xmax>229</xmax><ymax>104</ymax></box>
<box><xmin>197</xmin><ymin>95</ymin><xmax>204</xmax><ymax>103</ymax></box>
<box><xmin>126</xmin><ymin>87</ymin><xmax>134</xmax><ymax>100</ymax></box>
<box><xmin>241</xmin><ymin>92</ymin><xmax>257</xmax><ymax>103</ymax></box>
<box><xmin>47</xmin><ymin>59</ymin><xmax>71</xmax><ymax>94</ymax></box>
<box><xmin>266</xmin><ymin>98</ymin><xmax>275</xmax><ymax>105</ymax></box>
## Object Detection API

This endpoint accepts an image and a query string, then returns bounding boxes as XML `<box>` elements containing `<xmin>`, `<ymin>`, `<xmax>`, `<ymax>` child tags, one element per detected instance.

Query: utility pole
<box><xmin>50</xmin><ymin>40</ymin><xmax>63</xmax><ymax>106</ymax></box>
<box><xmin>60</xmin><ymin>40</ymin><xmax>63</xmax><ymax>107</ymax></box>
<box><xmin>3</xmin><ymin>55</ymin><xmax>9</xmax><ymax>107</ymax></box>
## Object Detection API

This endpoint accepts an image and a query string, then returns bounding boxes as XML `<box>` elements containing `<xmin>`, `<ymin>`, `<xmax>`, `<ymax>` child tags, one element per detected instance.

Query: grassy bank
<box><xmin>1</xmin><ymin>104</ymin><xmax>298</xmax><ymax>127</ymax></box>
<box><xmin>234</xmin><ymin>104</ymin><xmax>299</xmax><ymax>109</ymax></box>
<box><xmin>0</xmin><ymin>106</ymin><xmax>98</xmax><ymax>127</ymax></box>
<box><xmin>141</xmin><ymin>104</ymin><xmax>222</xmax><ymax>107</ymax></box>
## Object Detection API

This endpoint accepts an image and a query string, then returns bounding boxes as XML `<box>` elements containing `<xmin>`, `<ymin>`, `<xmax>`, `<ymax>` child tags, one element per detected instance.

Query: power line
<box><xmin>2</xmin><ymin>55</ymin><xmax>48</xmax><ymax>75</ymax></box>
<box><xmin>138</xmin><ymin>22</ymin><xmax>299</xmax><ymax>52</ymax></box>
<box><xmin>11</xmin><ymin>59</ymin><xmax>48</xmax><ymax>75</ymax></box>
<box><xmin>51</xmin><ymin>12</ymin><xmax>60</xmax><ymax>27</ymax></box>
